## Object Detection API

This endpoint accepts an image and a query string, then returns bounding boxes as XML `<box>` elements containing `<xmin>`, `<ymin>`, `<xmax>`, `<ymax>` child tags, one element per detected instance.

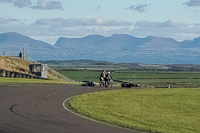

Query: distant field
<box><xmin>68</xmin><ymin>88</ymin><xmax>200</xmax><ymax>133</ymax></box>
<box><xmin>59</xmin><ymin>70</ymin><xmax>200</xmax><ymax>87</ymax></box>
<box><xmin>59</xmin><ymin>70</ymin><xmax>100</xmax><ymax>82</ymax></box>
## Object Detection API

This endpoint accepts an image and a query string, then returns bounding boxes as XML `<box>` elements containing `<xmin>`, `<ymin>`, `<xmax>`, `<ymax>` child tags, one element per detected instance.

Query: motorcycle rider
<box><xmin>100</xmin><ymin>70</ymin><xmax>113</xmax><ymax>87</ymax></box>
<box><xmin>100</xmin><ymin>70</ymin><xmax>107</xmax><ymax>82</ymax></box>
<box><xmin>100</xmin><ymin>70</ymin><xmax>109</xmax><ymax>87</ymax></box>
<box><xmin>106</xmin><ymin>71</ymin><xmax>113</xmax><ymax>87</ymax></box>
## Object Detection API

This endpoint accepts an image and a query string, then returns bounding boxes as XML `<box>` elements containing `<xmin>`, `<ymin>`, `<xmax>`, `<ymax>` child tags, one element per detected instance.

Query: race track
<box><xmin>0</xmin><ymin>85</ymin><xmax>141</xmax><ymax>133</ymax></box>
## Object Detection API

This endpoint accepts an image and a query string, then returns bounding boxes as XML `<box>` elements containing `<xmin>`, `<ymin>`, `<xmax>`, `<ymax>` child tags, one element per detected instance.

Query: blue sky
<box><xmin>0</xmin><ymin>0</ymin><xmax>200</xmax><ymax>44</ymax></box>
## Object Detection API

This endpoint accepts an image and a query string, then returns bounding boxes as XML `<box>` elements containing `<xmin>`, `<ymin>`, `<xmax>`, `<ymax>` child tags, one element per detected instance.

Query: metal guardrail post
<box><xmin>10</xmin><ymin>72</ymin><xmax>15</xmax><ymax>78</ymax></box>
<box><xmin>0</xmin><ymin>69</ymin><xmax>6</xmax><ymax>77</ymax></box>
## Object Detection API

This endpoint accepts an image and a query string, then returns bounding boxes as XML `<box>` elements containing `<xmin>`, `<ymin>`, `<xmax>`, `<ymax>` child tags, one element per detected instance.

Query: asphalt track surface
<box><xmin>0</xmin><ymin>85</ymin><xmax>142</xmax><ymax>133</ymax></box>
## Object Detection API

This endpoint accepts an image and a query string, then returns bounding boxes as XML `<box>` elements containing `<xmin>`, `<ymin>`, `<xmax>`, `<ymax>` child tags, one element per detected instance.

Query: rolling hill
<box><xmin>0</xmin><ymin>32</ymin><xmax>54</xmax><ymax>59</ymax></box>
<box><xmin>0</xmin><ymin>32</ymin><xmax>200</xmax><ymax>64</ymax></box>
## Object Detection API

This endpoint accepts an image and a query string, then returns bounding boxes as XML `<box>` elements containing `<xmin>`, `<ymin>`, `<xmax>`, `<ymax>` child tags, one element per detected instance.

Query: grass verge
<box><xmin>67</xmin><ymin>88</ymin><xmax>200</xmax><ymax>133</ymax></box>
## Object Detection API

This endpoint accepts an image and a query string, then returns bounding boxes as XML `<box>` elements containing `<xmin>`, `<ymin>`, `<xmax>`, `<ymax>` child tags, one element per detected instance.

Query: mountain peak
<box><xmin>181</xmin><ymin>36</ymin><xmax>200</xmax><ymax>48</ymax></box>
<box><xmin>111</xmin><ymin>34</ymin><xmax>132</xmax><ymax>37</ymax></box>
<box><xmin>2</xmin><ymin>32</ymin><xmax>25</xmax><ymax>37</ymax></box>
<box><xmin>0</xmin><ymin>32</ymin><xmax>23</xmax><ymax>43</ymax></box>
<box><xmin>1</xmin><ymin>32</ymin><xmax>200</xmax><ymax>63</ymax></box>
<box><xmin>0</xmin><ymin>32</ymin><xmax>30</xmax><ymax>40</ymax></box>
<box><xmin>85</xmin><ymin>34</ymin><xmax>105</xmax><ymax>38</ymax></box>
<box><xmin>0</xmin><ymin>31</ymin><xmax>51</xmax><ymax>48</ymax></box>
<box><xmin>5</xmin><ymin>31</ymin><xmax>19</xmax><ymax>34</ymax></box>
<box><xmin>146</xmin><ymin>35</ymin><xmax>156</xmax><ymax>39</ymax></box>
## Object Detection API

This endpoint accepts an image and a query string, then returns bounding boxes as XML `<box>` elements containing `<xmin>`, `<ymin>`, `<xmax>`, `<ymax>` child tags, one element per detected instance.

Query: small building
<box><xmin>29</xmin><ymin>64</ymin><xmax>48</xmax><ymax>79</ymax></box>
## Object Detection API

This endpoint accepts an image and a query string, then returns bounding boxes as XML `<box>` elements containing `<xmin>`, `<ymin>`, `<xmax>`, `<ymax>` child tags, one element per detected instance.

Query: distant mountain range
<box><xmin>0</xmin><ymin>32</ymin><xmax>200</xmax><ymax>64</ymax></box>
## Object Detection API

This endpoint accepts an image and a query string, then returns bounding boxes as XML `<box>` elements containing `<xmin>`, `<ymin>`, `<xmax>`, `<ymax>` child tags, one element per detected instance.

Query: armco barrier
<box><xmin>14</xmin><ymin>72</ymin><xmax>20</xmax><ymax>78</ymax></box>
<box><xmin>19</xmin><ymin>73</ymin><xmax>22</xmax><ymax>78</ymax></box>
<box><xmin>26</xmin><ymin>74</ymin><xmax>30</xmax><ymax>79</ymax></box>
<box><xmin>0</xmin><ymin>69</ymin><xmax>42</xmax><ymax>80</ymax></box>
<box><xmin>10</xmin><ymin>72</ymin><xmax>15</xmax><ymax>78</ymax></box>
<box><xmin>0</xmin><ymin>70</ymin><xmax>6</xmax><ymax>77</ymax></box>
<box><xmin>6</xmin><ymin>71</ymin><xmax>10</xmax><ymax>77</ymax></box>
<box><xmin>22</xmin><ymin>74</ymin><xmax>26</xmax><ymax>78</ymax></box>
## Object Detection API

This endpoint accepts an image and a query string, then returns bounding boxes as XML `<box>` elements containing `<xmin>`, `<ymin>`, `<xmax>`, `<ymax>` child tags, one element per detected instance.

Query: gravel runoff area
<box><xmin>0</xmin><ymin>85</ymin><xmax>141</xmax><ymax>133</ymax></box>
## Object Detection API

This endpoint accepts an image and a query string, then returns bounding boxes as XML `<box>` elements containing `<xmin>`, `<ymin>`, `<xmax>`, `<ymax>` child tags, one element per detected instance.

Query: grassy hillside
<box><xmin>0</xmin><ymin>56</ymin><xmax>30</xmax><ymax>74</ymax></box>
<box><xmin>0</xmin><ymin>56</ymin><xmax>67</xmax><ymax>81</ymax></box>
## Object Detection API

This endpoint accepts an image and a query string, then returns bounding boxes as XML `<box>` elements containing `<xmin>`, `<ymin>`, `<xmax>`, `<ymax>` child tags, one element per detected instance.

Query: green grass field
<box><xmin>59</xmin><ymin>70</ymin><xmax>200</xmax><ymax>87</ymax></box>
<box><xmin>0</xmin><ymin>77</ymin><xmax>72</xmax><ymax>85</ymax></box>
<box><xmin>59</xmin><ymin>70</ymin><xmax>100</xmax><ymax>82</ymax></box>
<box><xmin>67</xmin><ymin>88</ymin><xmax>200</xmax><ymax>133</ymax></box>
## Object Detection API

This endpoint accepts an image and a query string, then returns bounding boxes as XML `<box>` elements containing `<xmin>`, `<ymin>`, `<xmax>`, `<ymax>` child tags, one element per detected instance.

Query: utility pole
<box><xmin>23</xmin><ymin>48</ymin><xmax>25</xmax><ymax>60</ymax></box>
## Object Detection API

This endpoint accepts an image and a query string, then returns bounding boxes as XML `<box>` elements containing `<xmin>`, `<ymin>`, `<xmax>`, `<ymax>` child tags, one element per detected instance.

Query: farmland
<box><xmin>59</xmin><ymin>70</ymin><xmax>200</xmax><ymax>88</ymax></box>
<box><xmin>43</xmin><ymin>60</ymin><xmax>200</xmax><ymax>88</ymax></box>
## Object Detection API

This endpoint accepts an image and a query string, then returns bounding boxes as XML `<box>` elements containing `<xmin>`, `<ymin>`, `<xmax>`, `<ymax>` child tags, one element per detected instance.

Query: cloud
<box><xmin>183</xmin><ymin>0</ymin><xmax>200</xmax><ymax>6</ymax></box>
<box><xmin>128</xmin><ymin>4</ymin><xmax>150</xmax><ymax>12</ymax></box>
<box><xmin>134</xmin><ymin>19</ymin><xmax>188</xmax><ymax>28</ymax></box>
<box><xmin>13</xmin><ymin>0</ymin><xmax>32</xmax><ymax>8</ymax></box>
<box><xmin>0</xmin><ymin>0</ymin><xmax>63</xmax><ymax>10</ymax></box>
<box><xmin>34</xmin><ymin>18</ymin><xmax>133</xmax><ymax>27</ymax></box>
<box><xmin>1</xmin><ymin>16</ymin><xmax>200</xmax><ymax>44</ymax></box>
<box><xmin>0</xmin><ymin>16</ymin><xmax>133</xmax><ymax>43</ymax></box>
<box><xmin>30</xmin><ymin>18</ymin><xmax>200</xmax><ymax>42</ymax></box>
<box><xmin>132</xmin><ymin>19</ymin><xmax>200</xmax><ymax>41</ymax></box>
<box><xmin>159</xmin><ymin>19</ymin><xmax>188</xmax><ymax>27</ymax></box>
<box><xmin>0</xmin><ymin>16</ymin><xmax>27</xmax><ymax>36</ymax></box>
<box><xmin>31</xmin><ymin>0</ymin><xmax>63</xmax><ymax>10</ymax></box>
<box><xmin>0</xmin><ymin>0</ymin><xmax>13</xmax><ymax>3</ymax></box>
<box><xmin>0</xmin><ymin>16</ymin><xmax>19</xmax><ymax>25</ymax></box>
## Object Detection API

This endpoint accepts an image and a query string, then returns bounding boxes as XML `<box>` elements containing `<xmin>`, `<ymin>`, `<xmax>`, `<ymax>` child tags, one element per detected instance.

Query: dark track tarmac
<box><xmin>0</xmin><ymin>85</ymin><xmax>141</xmax><ymax>133</ymax></box>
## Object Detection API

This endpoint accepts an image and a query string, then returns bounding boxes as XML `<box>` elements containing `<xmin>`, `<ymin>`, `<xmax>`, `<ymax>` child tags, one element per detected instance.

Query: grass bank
<box><xmin>67</xmin><ymin>88</ymin><xmax>200</xmax><ymax>133</ymax></box>
<box><xmin>0</xmin><ymin>56</ymin><xmax>68</xmax><ymax>81</ymax></box>
<box><xmin>0</xmin><ymin>56</ymin><xmax>30</xmax><ymax>74</ymax></box>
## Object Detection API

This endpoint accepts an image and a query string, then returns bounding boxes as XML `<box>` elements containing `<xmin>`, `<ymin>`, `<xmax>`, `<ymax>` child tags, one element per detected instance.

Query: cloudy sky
<box><xmin>1</xmin><ymin>0</ymin><xmax>200</xmax><ymax>44</ymax></box>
